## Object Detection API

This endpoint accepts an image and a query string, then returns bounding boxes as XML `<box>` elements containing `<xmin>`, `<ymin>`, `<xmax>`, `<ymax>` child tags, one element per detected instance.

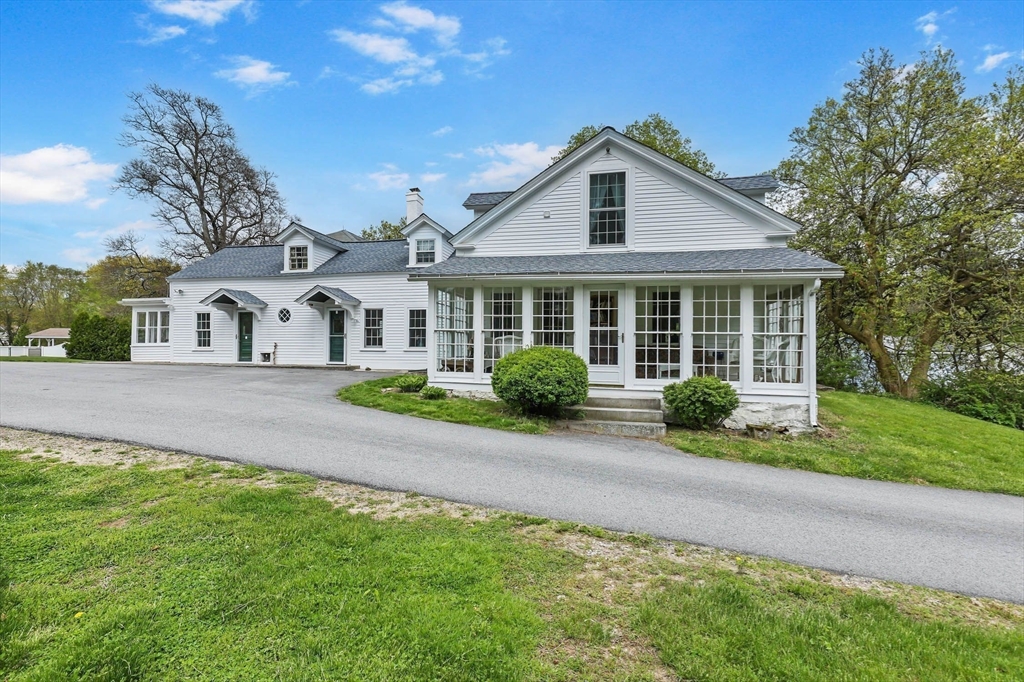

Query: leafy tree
<box><xmin>0</xmin><ymin>262</ymin><xmax>83</xmax><ymax>341</ymax></box>
<box><xmin>777</xmin><ymin>49</ymin><xmax>1024</xmax><ymax>398</ymax></box>
<box><xmin>80</xmin><ymin>231</ymin><xmax>182</xmax><ymax>315</ymax></box>
<box><xmin>552</xmin><ymin>113</ymin><xmax>722</xmax><ymax>176</ymax></box>
<box><xmin>360</xmin><ymin>217</ymin><xmax>407</xmax><ymax>241</ymax></box>
<box><xmin>116</xmin><ymin>84</ymin><xmax>288</xmax><ymax>262</ymax></box>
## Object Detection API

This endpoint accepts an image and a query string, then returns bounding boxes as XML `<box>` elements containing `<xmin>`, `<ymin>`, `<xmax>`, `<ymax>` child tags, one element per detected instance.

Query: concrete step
<box><xmin>560</xmin><ymin>419</ymin><xmax>667</xmax><ymax>439</ymax></box>
<box><xmin>582</xmin><ymin>396</ymin><xmax>663</xmax><ymax>410</ymax></box>
<box><xmin>576</xmin><ymin>406</ymin><xmax>665</xmax><ymax>423</ymax></box>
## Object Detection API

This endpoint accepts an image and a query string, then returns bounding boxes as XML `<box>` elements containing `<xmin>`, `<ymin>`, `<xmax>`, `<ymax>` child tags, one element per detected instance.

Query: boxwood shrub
<box><xmin>490</xmin><ymin>346</ymin><xmax>588</xmax><ymax>416</ymax></box>
<box><xmin>65</xmin><ymin>313</ymin><xmax>130</xmax><ymax>361</ymax></box>
<box><xmin>395</xmin><ymin>374</ymin><xmax>428</xmax><ymax>393</ymax></box>
<box><xmin>663</xmin><ymin>375</ymin><xmax>739</xmax><ymax>430</ymax></box>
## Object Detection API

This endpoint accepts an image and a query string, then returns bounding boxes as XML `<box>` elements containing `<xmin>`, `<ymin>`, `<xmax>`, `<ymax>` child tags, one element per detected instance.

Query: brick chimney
<box><xmin>406</xmin><ymin>187</ymin><xmax>423</xmax><ymax>222</ymax></box>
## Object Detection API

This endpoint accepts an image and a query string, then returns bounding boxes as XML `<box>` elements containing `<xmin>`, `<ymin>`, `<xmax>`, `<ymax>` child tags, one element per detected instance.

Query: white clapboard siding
<box><xmin>470</xmin><ymin>173</ymin><xmax>583</xmax><ymax>256</ymax></box>
<box><xmin>167</xmin><ymin>273</ymin><xmax>428</xmax><ymax>369</ymax></box>
<box><xmin>131</xmin><ymin>344</ymin><xmax>172</xmax><ymax>362</ymax></box>
<box><xmin>632</xmin><ymin>169</ymin><xmax>772</xmax><ymax>251</ymax></box>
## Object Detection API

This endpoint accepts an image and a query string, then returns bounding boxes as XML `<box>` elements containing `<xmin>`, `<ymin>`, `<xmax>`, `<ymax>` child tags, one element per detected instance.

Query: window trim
<box><xmin>435</xmin><ymin>286</ymin><xmax>475</xmax><ymax>374</ymax></box>
<box><xmin>482</xmin><ymin>287</ymin><xmax>523</xmax><ymax>374</ymax></box>
<box><xmin>194</xmin><ymin>311</ymin><xmax>212</xmax><ymax>350</ymax></box>
<box><xmin>583</xmin><ymin>167</ymin><xmax>631</xmax><ymax>251</ymax></box>
<box><xmin>415</xmin><ymin>239</ymin><xmax>436</xmax><ymax>265</ymax></box>
<box><xmin>363</xmin><ymin>308</ymin><xmax>384</xmax><ymax>349</ymax></box>
<box><xmin>691</xmin><ymin>284</ymin><xmax>742</xmax><ymax>384</ymax></box>
<box><xmin>134</xmin><ymin>309</ymin><xmax>171</xmax><ymax>346</ymax></box>
<box><xmin>407</xmin><ymin>307</ymin><xmax>427</xmax><ymax>350</ymax></box>
<box><xmin>289</xmin><ymin>244</ymin><xmax>309</xmax><ymax>271</ymax></box>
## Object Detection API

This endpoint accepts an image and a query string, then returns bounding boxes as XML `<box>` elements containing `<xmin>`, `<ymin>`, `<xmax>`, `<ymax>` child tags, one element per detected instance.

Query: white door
<box><xmin>586</xmin><ymin>287</ymin><xmax>624</xmax><ymax>384</ymax></box>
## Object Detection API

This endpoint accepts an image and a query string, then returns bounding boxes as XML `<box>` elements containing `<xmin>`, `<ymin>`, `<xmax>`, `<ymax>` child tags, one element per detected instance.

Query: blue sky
<box><xmin>1</xmin><ymin>0</ymin><xmax>1021</xmax><ymax>268</ymax></box>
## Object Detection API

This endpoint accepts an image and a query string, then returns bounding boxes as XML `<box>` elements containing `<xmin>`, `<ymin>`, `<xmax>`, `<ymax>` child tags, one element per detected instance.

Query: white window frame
<box><xmin>634</xmin><ymin>285</ymin><xmax>681</xmax><ymax>381</ymax></box>
<box><xmin>752</xmin><ymin>284</ymin><xmax>806</xmax><ymax>385</ymax></box>
<box><xmin>363</xmin><ymin>308</ymin><xmax>384</xmax><ymax>349</ymax></box>
<box><xmin>415</xmin><ymin>239</ymin><xmax>436</xmax><ymax>264</ymax></box>
<box><xmin>195</xmin><ymin>312</ymin><xmax>212</xmax><ymax>350</ymax></box>
<box><xmin>407</xmin><ymin>308</ymin><xmax>427</xmax><ymax>350</ymax></box>
<box><xmin>531</xmin><ymin>286</ymin><xmax>575</xmax><ymax>350</ymax></box>
<box><xmin>135</xmin><ymin>310</ymin><xmax>170</xmax><ymax>345</ymax></box>
<box><xmin>691</xmin><ymin>284</ymin><xmax>741</xmax><ymax>384</ymax></box>
<box><xmin>482</xmin><ymin>287</ymin><xmax>523</xmax><ymax>374</ymax></box>
<box><xmin>583</xmin><ymin>168</ymin><xmax>631</xmax><ymax>251</ymax></box>
<box><xmin>289</xmin><ymin>245</ymin><xmax>309</xmax><ymax>271</ymax></box>
<box><xmin>435</xmin><ymin>287</ymin><xmax>474</xmax><ymax>374</ymax></box>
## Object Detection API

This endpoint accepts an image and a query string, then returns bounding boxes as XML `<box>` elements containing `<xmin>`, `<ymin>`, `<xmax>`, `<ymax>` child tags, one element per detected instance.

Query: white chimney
<box><xmin>406</xmin><ymin>187</ymin><xmax>423</xmax><ymax>222</ymax></box>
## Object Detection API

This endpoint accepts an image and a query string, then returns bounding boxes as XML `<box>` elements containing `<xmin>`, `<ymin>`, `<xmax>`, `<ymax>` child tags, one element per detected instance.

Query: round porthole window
<box><xmin>278</xmin><ymin>308</ymin><xmax>291</xmax><ymax>323</ymax></box>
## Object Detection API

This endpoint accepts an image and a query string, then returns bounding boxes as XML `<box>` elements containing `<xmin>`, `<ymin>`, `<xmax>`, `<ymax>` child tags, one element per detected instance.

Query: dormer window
<box><xmin>416</xmin><ymin>239</ymin><xmax>436</xmax><ymax>264</ymax></box>
<box><xmin>589</xmin><ymin>172</ymin><xmax>626</xmax><ymax>246</ymax></box>
<box><xmin>289</xmin><ymin>245</ymin><xmax>308</xmax><ymax>270</ymax></box>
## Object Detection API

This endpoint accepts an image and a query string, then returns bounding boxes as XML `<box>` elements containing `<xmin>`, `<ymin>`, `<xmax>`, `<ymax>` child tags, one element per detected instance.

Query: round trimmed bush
<box><xmin>419</xmin><ymin>385</ymin><xmax>448</xmax><ymax>400</ymax></box>
<box><xmin>491</xmin><ymin>346</ymin><xmax>588</xmax><ymax>416</ymax></box>
<box><xmin>663</xmin><ymin>375</ymin><xmax>739</xmax><ymax>430</ymax></box>
<box><xmin>395</xmin><ymin>374</ymin><xmax>428</xmax><ymax>393</ymax></box>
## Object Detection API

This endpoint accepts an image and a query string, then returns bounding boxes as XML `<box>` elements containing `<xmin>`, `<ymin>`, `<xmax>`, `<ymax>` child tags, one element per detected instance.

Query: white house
<box><xmin>123</xmin><ymin>128</ymin><xmax>842</xmax><ymax>428</ymax></box>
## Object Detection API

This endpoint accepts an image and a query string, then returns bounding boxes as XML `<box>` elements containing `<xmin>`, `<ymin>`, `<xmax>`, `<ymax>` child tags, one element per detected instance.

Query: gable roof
<box><xmin>295</xmin><ymin>285</ymin><xmax>361</xmax><ymax>306</ymax></box>
<box><xmin>327</xmin><ymin>229</ymin><xmax>366</xmax><ymax>242</ymax></box>
<box><xmin>409</xmin><ymin>248</ymin><xmax>842</xmax><ymax>279</ymax></box>
<box><xmin>401</xmin><ymin>213</ymin><xmax>453</xmax><ymax>239</ymax></box>
<box><xmin>277</xmin><ymin>221</ymin><xmax>352</xmax><ymax>252</ymax></box>
<box><xmin>452</xmin><ymin>127</ymin><xmax>801</xmax><ymax>246</ymax></box>
<box><xmin>168</xmin><ymin>240</ymin><xmax>411</xmax><ymax>280</ymax></box>
<box><xmin>26</xmin><ymin>327</ymin><xmax>70</xmax><ymax>339</ymax></box>
<box><xmin>199</xmin><ymin>288</ymin><xmax>268</xmax><ymax>306</ymax></box>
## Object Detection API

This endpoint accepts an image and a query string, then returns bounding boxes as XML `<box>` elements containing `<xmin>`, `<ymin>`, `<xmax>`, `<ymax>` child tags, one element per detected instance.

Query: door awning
<box><xmin>295</xmin><ymin>285</ymin><xmax>361</xmax><ymax>319</ymax></box>
<box><xmin>200</xmin><ymin>288</ymin><xmax>268</xmax><ymax>318</ymax></box>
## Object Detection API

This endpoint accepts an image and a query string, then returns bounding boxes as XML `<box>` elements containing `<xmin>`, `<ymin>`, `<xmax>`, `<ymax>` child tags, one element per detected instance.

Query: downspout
<box><xmin>272</xmin><ymin>342</ymin><xmax>278</xmax><ymax>365</ymax></box>
<box><xmin>808</xmin><ymin>279</ymin><xmax>821</xmax><ymax>427</ymax></box>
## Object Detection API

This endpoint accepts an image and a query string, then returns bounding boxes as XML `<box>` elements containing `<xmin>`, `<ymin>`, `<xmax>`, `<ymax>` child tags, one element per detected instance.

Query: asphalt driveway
<box><xmin>2</xmin><ymin>362</ymin><xmax>1022</xmax><ymax>602</ymax></box>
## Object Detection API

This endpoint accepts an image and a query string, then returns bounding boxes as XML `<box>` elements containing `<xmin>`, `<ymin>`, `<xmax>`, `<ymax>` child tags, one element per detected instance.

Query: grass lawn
<box><xmin>0</xmin><ymin>355</ymin><xmax>82</xmax><ymax>362</ymax></box>
<box><xmin>337</xmin><ymin>376</ymin><xmax>551</xmax><ymax>434</ymax></box>
<box><xmin>666</xmin><ymin>391</ymin><xmax>1024</xmax><ymax>496</ymax></box>
<box><xmin>2</xmin><ymin>429</ymin><xmax>1022</xmax><ymax>681</ymax></box>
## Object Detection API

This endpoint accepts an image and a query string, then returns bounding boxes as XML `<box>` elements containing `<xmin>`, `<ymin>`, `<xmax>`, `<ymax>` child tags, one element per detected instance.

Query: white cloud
<box><xmin>214</xmin><ymin>56</ymin><xmax>292</xmax><ymax>95</ymax></box>
<box><xmin>74</xmin><ymin>220</ymin><xmax>158</xmax><ymax>241</ymax></box>
<box><xmin>61</xmin><ymin>248</ymin><xmax>99</xmax><ymax>265</ymax></box>
<box><xmin>976</xmin><ymin>50</ymin><xmax>1015</xmax><ymax>73</ymax></box>
<box><xmin>431</xmin><ymin>126</ymin><xmax>453</xmax><ymax>137</ymax></box>
<box><xmin>445</xmin><ymin>152</ymin><xmax>464</xmax><ymax>159</ymax></box>
<box><xmin>0</xmin><ymin>144</ymin><xmax>116</xmax><ymax>205</ymax></box>
<box><xmin>469</xmin><ymin>142</ymin><xmax>561</xmax><ymax>187</ymax></box>
<box><xmin>369</xmin><ymin>169</ymin><xmax>410</xmax><ymax>190</ymax></box>
<box><xmin>149</xmin><ymin>0</ymin><xmax>253</xmax><ymax>27</ymax></box>
<box><xmin>420</xmin><ymin>172</ymin><xmax>446</xmax><ymax>183</ymax></box>
<box><xmin>915</xmin><ymin>9</ymin><xmax>954</xmax><ymax>43</ymax></box>
<box><xmin>331</xmin><ymin>30</ymin><xmax>421</xmax><ymax>64</ymax></box>
<box><xmin>360</xmin><ymin>77</ymin><xmax>411</xmax><ymax>95</ymax></box>
<box><xmin>317</xmin><ymin>66</ymin><xmax>337</xmax><ymax>80</ymax></box>
<box><xmin>137</xmin><ymin>24</ymin><xmax>187</xmax><ymax>45</ymax></box>
<box><xmin>379</xmin><ymin>1</ymin><xmax>460</xmax><ymax>47</ymax></box>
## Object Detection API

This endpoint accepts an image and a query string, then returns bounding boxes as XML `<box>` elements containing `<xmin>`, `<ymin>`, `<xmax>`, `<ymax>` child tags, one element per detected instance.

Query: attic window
<box><xmin>589</xmin><ymin>172</ymin><xmax>626</xmax><ymax>246</ymax></box>
<box><xmin>416</xmin><ymin>239</ymin><xmax>436</xmax><ymax>264</ymax></box>
<box><xmin>289</xmin><ymin>246</ymin><xmax>308</xmax><ymax>270</ymax></box>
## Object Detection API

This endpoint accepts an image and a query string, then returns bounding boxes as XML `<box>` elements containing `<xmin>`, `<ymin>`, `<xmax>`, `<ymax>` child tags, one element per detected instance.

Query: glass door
<box><xmin>328</xmin><ymin>310</ymin><xmax>346</xmax><ymax>363</ymax></box>
<box><xmin>587</xmin><ymin>288</ymin><xmax>624</xmax><ymax>384</ymax></box>
<box><xmin>237</xmin><ymin>311</ymin><xmax>253</xmax><ymax>362</ymax></box>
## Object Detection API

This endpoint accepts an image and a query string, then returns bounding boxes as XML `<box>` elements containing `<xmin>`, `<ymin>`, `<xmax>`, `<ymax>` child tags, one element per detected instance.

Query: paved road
<box><xmin>2</xmin><ymin>362</ymin><xmax>1022</xmax><ymax>602</ymax></box>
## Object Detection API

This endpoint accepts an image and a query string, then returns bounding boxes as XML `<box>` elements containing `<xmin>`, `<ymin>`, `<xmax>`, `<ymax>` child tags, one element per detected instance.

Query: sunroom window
<box><xmin>136</xmin><ymin>311</ymin><xmax>170</xmax><ymax>344</ymax></box>
<box><xmin>589</xmin><ymin>172</ymin><xmax>626</xmax><ymax>245</ymax></box>
<box><xmin>753</xmin><ymin>284</ymin><xmax>805</xmax><ymax>383</ymax></box>
<box><xmin>483</xmin><ymin>287</ymin><xmax>522</xmax><ymax>373</ymax></box>
<box><xmin>635</xmin><ymin>286</ymin><xmax>681</xmax><ymax>379</ymax></box>
<box><xmin>532</xmin><ymin>287</ymin><xmax>574</xmax><ymax>349</ymax></box>
<box><xmin>692</xmin><ymin>285</ymin><xmax>740</xmax><ymax>382</ymax></box>
<box><xmin>436</xmin><ymin>287</ymin><xmax>474</xmax><ymax>372</ymax></box>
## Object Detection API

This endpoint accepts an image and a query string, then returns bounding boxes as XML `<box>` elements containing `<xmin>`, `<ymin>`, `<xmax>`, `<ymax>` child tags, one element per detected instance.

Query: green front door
<box><xmin>329</xmin><ymin>310</ymin><xmax>346</xmax><ymax>363</ymax></box>
<box><xmin>238</xmin><ymin>311</ymin><xmax>254</xmax><ymax>362</ymax></box>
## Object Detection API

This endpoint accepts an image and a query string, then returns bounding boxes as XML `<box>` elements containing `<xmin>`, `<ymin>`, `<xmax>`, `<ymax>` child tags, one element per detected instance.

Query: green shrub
<box><xmin>663</xmin><ymin>376</ymin><xmax>740</xmax><ymax>430</ymax></box>
<box><xmin>65</xmin><ymin>313</ymin><xmax>130</xmax><ymax>361</ymax></box>
<box><xmin>10</xmin><ymin>325</ymin><xmax>30</xmax><ymax>346</ymax></box>
<box><xmin>395</xmin><ymin>374</ymin><xmax>428</xmax><ymax>393</ymax></box>
<box><xmin>419</xmin><ymin>385</ymin><xmax>448</xmax><ymax>400</ymax></box>
<box><xmin>490</xmin><ymin>346</ymin><xmax>588</xmax><ymax>416</ymax></box>
<box><xmin>920</xmin><ymin>371</ymin><xmax>1023</xmax><ymax>430</ymax></box>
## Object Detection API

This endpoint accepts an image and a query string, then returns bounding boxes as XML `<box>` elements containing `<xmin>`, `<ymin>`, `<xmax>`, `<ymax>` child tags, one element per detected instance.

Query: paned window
<box><xmin>483</xmin><ymin>287</ymin><xmax>522</xmax><ymax>373</ymax></box>
<box><xmin>416</xmin><ymin>239</ymin><xmax>436</xmax><ymax>264</ymax></box>
<box><xmin>364</xmin><ymin>309</ymin><xmax>383</xmax><ymax>348</ymax></box>
<box><xmin>136</xmin><ymin>310</ymin><xmax>170</xmax><ymax>344</ymax></box>
<box><xmin>408</xmin><ymin>309</ymin><xmax>427</xmax><ymax>348</ymax></box>
<box><xmin>436</xmin><ymin>287</ymin><xmax>474</xmax><ymax>372</ymax></box>
<box><xmin>278</xmin><ymin>308</ymin><xmax>291</xmax><ymax>324</ymax></box>
<box><xmin>635</xmin><ymin>286</ymin><xmax>681</xmax><ymax>379</ymax></box>
<box><xmin>532</xmin><ymin>287</ymin><xmax>574</xmax><ymax>349</ymax></box>
<box><xmin>692</xmin><ymin>285</ymin><xmax>740</xmax><ymax>381</ymax></box>
<box><xmin>289</xmin><ymin>245</ymin><xmax>308</xmax><ymax>270</ymax></box>
<box><xmin>754</xmin><ymin>284</ymin><xmax>805</xmax><ymax>383</ymax></box>
<box><xmin>589</xmin><ymin>172</ymin><xmax>626</xmax><ymax>245</ymax></box>
<box><xmin>196</xmin><ymin>312</ymin><xmax>211</xmax><ymax>348</ymax></box>
<box><xmin>588</xmin><ymin>290</ymin><xmax>619</xmax><ymax>366</ymax></box>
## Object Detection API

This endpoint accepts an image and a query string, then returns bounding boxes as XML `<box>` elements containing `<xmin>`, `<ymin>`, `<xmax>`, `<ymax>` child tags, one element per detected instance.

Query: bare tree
<box><xmin>116</xmin><ymin>84</ymin><xmax>288</xmax><ymax>262</ymax></box>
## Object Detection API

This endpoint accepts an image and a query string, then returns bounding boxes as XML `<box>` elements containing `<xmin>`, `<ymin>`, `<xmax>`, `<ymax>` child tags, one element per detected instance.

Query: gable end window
<box><xmin>364</xmin><ymin>309</ymin><xmax>383</xmax><ymax>348</ymax></box>
<box><xmin>196</xmin><ymin>312</ymin><xmax>211</xmax><ymax>348</ymax></box>
<box><xmin>416</xmin><ymin>239</ymin><xmax>436</xmax><ymax>264</ymax></box>
<box><xmin>589</xmin><ymin>172</ymin><xmax>626</xmax><ymax>245</ymax></box>
<box><xmin>289</xmin><ymin>245</ymin><xmax>308</xmax><ymax>270</ymax></box>
<box><xmin>408</xmin><ymin>309</ymin><xmax>426</xmax><ymax>347</ymax></box>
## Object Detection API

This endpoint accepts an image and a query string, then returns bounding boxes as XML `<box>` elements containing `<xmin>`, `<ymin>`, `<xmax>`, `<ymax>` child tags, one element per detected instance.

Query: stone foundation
<box><xmin>723</xmin><ymin>402</ymin><xmax>812</xmax><ymax>432</ymax></box>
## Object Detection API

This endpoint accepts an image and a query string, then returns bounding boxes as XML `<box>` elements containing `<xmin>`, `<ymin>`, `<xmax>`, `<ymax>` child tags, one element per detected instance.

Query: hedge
<box><xmin>65</xmin><ymin>313</ymin><xmax>131</xmax><ymax>361</ymax></box>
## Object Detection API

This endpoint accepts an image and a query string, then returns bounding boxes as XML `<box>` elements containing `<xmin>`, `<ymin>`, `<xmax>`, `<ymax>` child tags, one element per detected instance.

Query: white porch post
<box><xmin>521</xmin><ymin>285</ymin><xmax>533</xmax><ymax>349</ymax></box>
<box><xmin>740</xmin><ymin>284</ymin><xmax>754</xmax><ymax>393</ymax></box>
<box><xmin>623</xmin><ymin>284</ymin><xmax>636</xmax><ymax>388</ymax></box>
<box><xmin>807</xmin><ymin>279</ymin><xmax>820</xmax><ymax>426</ymax></box>
<box><xmin>427</xmin><ymin>284</ymin><xmax>436</xmax><ymax>380</ymax></box>
<box><xmin>473</xmin><ymin>284</ymin><xmax>484</xmax><ymax>383</ymax></box>
<box><xmin>573</xmin><ymin>283</ymin><xmax>586</xmax><ymax>361</ymax></box>
<box><xmin>681</xmin><ymin>283</ymin><xmax>693</xmax><ymax>379</ymax></box>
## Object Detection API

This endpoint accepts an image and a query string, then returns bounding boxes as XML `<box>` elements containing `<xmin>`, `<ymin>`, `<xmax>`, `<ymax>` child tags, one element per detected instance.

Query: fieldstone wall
<box><xmin>723</xmin><ymin>402</ymin><xmax>812</xmax><ymax>432</ymax></box>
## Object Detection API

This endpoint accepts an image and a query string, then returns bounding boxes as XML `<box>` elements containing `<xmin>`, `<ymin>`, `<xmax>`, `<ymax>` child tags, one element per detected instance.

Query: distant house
<box><xmin>26</xmin><ymin>328</ymin><xmax>70</xmax><ymax>347</ymax></box>
<box><xmin>121</xmin><ymin>128</ymin><xmax>842</xmax><ymax>428</ymax></box>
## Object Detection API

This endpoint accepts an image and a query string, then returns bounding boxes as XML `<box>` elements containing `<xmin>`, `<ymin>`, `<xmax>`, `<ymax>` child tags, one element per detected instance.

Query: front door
<box><xmin>587</xmin><ymin>288</ymin><xmax>624</xmax><ymax>384</ymax></box>
<box><xmin>237</xmin><ymin>311</ymin><xmax>253</xmax><ymax>362</ymax></box>
<box><xmin>328</xmin><ymin>310</ymin><xmax>346</xmax><ymax>363</ymax></box>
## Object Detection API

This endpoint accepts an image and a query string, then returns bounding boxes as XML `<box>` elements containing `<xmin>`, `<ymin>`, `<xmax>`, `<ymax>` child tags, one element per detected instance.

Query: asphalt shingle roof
<box><xmin>410</xmin><ymin>248</ymin><xmax>842</xmax><ymax>279</ymax></box>
<box><xmin>718</xmin><ymin>175</ymin><xmax>780</xmax><ymax>191</ymax></box>
<box><xmin>168</xmin><ymin>240</ymin><xmax>411</xmax><ymax>280</ymax></box>
<box><xmin>462</xmin><ymin>191</ymin><xmax>515</xmax><ymax>208</ymax></box>
<box><xmin>297</xmin><ymin>285</ymin><xmax>361</xmax><ymax>305</ymax></box>
<box><xmin>205</xmin><ymin>289</ymin><xmax>267</xmax><ymax>306</ymax></box>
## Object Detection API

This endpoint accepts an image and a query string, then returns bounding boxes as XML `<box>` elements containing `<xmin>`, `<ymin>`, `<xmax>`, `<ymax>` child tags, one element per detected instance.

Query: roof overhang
<box><xmin>275</xmin><ymin>222</ymin><xmax>349</xmax><ymax>252</ymax></box>
<box><xmin>410</xmin><ymin>269</ymin><xmax>844</xmax><ymax>282</ymax></box>
<box><xmin>401</xmin><ymin>213</ymin><xmax>453</xmax><ymax>239</ymax></box>
<box><xmin>199</xmin><ymin>288</ymin><xmax>268</xmax><ymax>319</ymax></box>
<box><xmin>118</xmin><ymin>297</ymin><xmax>171</xmax><ymax>307</ymax></box>
<box><xmin>295</xmin><ymin>285</ymin><xmax>361</xmax><ymax>318</ymax></box>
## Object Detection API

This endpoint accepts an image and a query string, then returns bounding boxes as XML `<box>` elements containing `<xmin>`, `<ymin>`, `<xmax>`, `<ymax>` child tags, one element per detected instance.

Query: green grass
<box><xmin>666</xmin><ymin>391</ymin><xmax>1024</xmax><ymax>496</ymax></box>
<box><xmin>1</xmin><ymin>449</ymin><xmax>1021</xmax><ymax>680</ymax></box>
<box><xmin>337</xmin><ymin>376</ymin><xmax>551</xmax><ymax>434</ymax></box>
<box><xmin>0</xmin><ymin>355</ymin><xmax>83</xmax><ymax>362</ymax></box>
